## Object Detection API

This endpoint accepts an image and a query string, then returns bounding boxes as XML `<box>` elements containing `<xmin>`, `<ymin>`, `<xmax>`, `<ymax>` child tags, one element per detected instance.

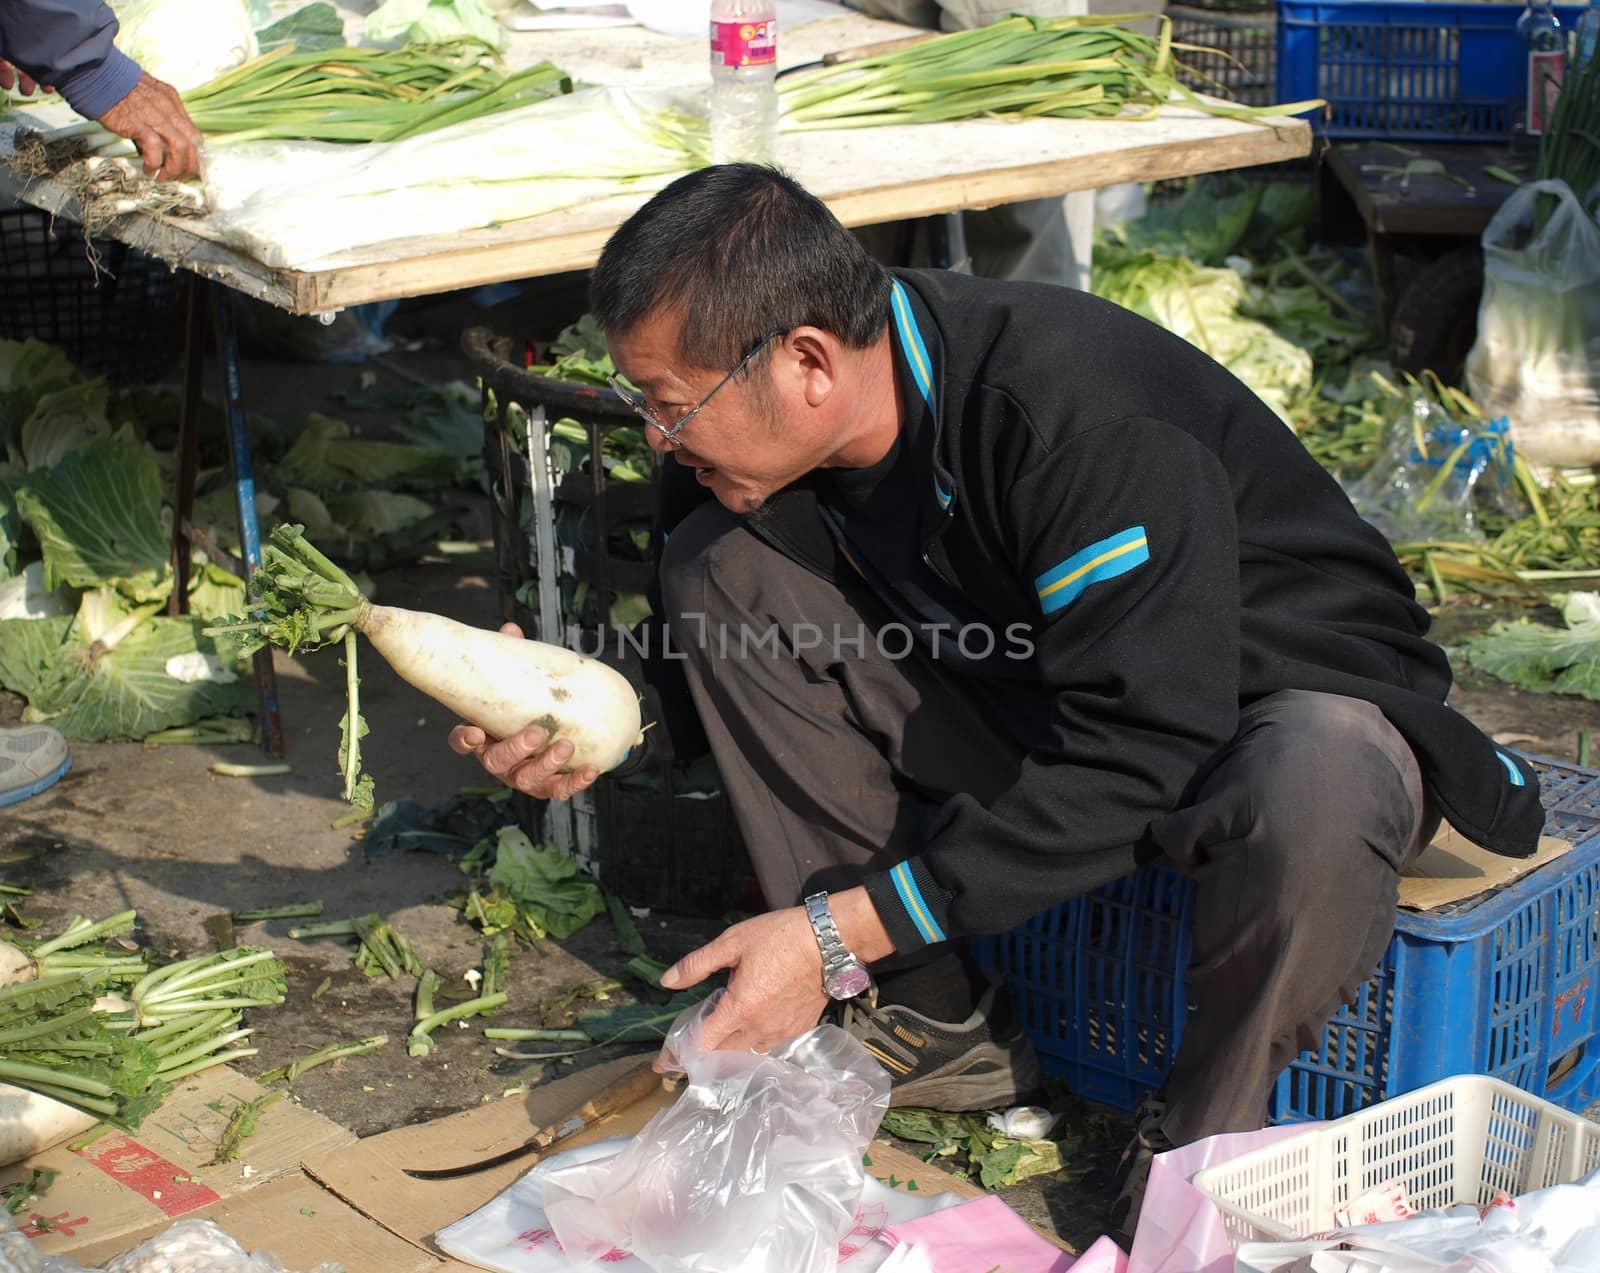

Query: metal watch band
<box><xmin>804</xmin><ymin>891</ymin><xmax>871</xmax><ymax>999</ymax></box>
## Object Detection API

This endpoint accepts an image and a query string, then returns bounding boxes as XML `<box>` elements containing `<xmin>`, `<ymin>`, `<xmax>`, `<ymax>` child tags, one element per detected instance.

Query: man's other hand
<box><xmin>0</xmin><ymin>60</ymin><xmax>48</xmax><ymax>96</ymax></box>
<box><xmin>447</xmin><ymin>622</ymin><xmax>602</xmax><ymax>801</ymax></box>
<box><xmin>656</xmin><ymin>908</ymin><xmax>829</xmax><ymax>1059</ymax></box>
<box><xmin>97</xmin><ymin>72</ymin><xmax>201</xmax><ymax>181</ymax></box>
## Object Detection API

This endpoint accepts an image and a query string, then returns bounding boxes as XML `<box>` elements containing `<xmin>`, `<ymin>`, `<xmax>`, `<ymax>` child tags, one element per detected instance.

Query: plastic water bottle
<box><xmin>1517</xmin><ymin>0</ymin><xmax>1566</xmax><ymax>136</ymax></box>
<box><xmin>709</xmin><ymin>0</ymin><xmax>778</xmax><ymax>166</ymax></box>
<box><xmin>1574</xmin><ymin>0</ymin><xmax>1600</xmax><ymax>69</ymax></box>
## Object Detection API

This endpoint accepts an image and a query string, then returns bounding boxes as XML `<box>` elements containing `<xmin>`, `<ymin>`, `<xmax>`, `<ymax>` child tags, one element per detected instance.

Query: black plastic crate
<box><xmin>1171</xmin><ymin>4</ymin><xmax>1278</xmax><ymax>108</ymax></box>
<box><xmin>467</xmin><ymin>326</ymin><xmax>756</xmax><ymax>919</ymax></box>
<box><xmin>0</xmin><ymin>204</ymin><xmax>184</xmax><ymax>384</ymax></box>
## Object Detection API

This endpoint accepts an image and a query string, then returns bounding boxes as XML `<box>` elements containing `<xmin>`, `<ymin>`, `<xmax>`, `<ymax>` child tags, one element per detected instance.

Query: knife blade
<box><xmin>403</xmin><ymin>1060</ymin><xmax>664</xmax><ymax>1180</ymax></box>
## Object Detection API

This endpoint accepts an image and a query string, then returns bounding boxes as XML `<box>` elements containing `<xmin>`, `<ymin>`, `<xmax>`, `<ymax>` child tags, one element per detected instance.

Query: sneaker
<box><xmin>1108</xmin><ymin>1094</ymin><xmax>1173</xmax><ymax>1251</ymax></box>
<box><xmin>835</xmin><ymin>979</ymin><xmax>1044</xmax><ymax>1112</ymax></box>
<box><xmin>0</xmin><ymin>725</ymin><xmax>71</xmax><ymax>809</ymax></box>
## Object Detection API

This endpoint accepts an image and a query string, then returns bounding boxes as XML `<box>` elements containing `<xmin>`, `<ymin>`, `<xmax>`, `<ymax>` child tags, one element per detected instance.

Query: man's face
<box><xmin>609</xmin><ymin>310</ymin><xmax>823</xmax><ymax>516</ymax></box>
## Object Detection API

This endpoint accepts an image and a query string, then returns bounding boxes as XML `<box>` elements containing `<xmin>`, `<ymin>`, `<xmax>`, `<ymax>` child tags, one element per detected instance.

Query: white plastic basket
<box><xmin>1192</xmin><ymin>1074</ymin><xmax>1600</xmax><ymax>1247</ymax></box>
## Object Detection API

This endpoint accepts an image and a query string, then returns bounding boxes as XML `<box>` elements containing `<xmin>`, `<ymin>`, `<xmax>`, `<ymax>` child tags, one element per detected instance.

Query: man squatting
<box><xmin>452</xmin><ymin>165</ymin><xmax>1544</xmax><ymax>1243</ymax></box>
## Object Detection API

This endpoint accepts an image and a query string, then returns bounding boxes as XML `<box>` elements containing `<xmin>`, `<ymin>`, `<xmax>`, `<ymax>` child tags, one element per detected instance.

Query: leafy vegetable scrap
<box><xmin>1464</xmin><ymin>592</ymin><xmax>1600</xmax><ymax>700</ymax></box>
<box><xmin>880</xmin><ymin>1107</ymin><xmax>1089</xmax><ymax>1191</ymax></box>
<box><xmin>449</xmin><ymin>826</ymin><xmax>606</xmax><ymax>945</ymax></box>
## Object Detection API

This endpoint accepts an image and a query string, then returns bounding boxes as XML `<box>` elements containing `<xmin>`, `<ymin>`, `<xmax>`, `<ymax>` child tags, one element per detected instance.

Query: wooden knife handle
<box><xmin>822</xmin><ymin>32</ymin><xmax>939</xmax><ymax>66</ymax></box>
<box><xmin>526</xmin><ymin>1060</ymin><xmax>663</xmax><ymax>1151</ymax></box>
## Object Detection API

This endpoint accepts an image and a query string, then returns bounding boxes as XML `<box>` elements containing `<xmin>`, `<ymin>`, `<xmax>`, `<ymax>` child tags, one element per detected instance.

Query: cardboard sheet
<box><xmin>0</xmin><ymin>1065</ymin><xmax>356</xmax><ymax>1264</ymax></box>
<box><xmin>1400</xmin><ymin>828</ymin><xmax>1574</xmax><ymax>912</ymax></box>
<box><xmin>60</xmin><ymin>1173</ymin><xmax>436</xmax><ymax>1273</ymax></box>
<box><xmin>1</xmin><ymin>1056</ymin><xmax>1064</xmax><ymax>1270</ymax></box>
<box><xmin>303</xmin><ymin>1054</ymin><xmax>1070</xmax><ymax>1266</ymax></box>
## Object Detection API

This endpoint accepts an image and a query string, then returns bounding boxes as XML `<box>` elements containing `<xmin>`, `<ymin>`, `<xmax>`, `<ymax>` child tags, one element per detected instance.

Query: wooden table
<box><xmin>0</xmin><ymin>9</ymin><xmax>1309</xmax><ymax>753</ymax></box>
<box><xmin>1</xmin><ymin>12</ymin><xmax>1311</xmax><ymax>316</ymax></box>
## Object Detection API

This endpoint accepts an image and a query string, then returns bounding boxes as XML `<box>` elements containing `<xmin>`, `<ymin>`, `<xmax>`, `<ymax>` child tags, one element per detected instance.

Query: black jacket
<box><xmin>657</xmin><ymin>268</ymin><xmax>1546</xmax><ymax>951</ymax></box>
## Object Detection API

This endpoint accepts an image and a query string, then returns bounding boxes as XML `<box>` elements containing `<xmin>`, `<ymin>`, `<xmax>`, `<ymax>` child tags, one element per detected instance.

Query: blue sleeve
<box><xmin>0</xmin><ymin>1</ymin><xmax>142</xmax><ymax>119</ymax></box>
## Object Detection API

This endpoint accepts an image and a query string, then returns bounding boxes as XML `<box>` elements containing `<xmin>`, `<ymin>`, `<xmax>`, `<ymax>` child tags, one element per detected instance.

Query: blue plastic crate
<box><xmin>1275</xmin><ymin>0</ymin><xmax>1585</xmax><ymax>140</ymax></box>
<box><xmin>974</xmin><ymin>754</ymin><xmax>1600</xmax><ymax>1123</ymax></box>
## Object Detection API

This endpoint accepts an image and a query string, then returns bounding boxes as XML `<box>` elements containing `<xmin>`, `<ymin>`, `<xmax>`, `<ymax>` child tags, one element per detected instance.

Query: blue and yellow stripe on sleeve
<box><xmin>1034</xmin><ymin>526</ymin><xmax>1149</xmax><ymax>616</ymax></box>
<box><xmin>889</xmin><ymin>860</ymin><xmax>946</xmax><ymax>945</ymax></box>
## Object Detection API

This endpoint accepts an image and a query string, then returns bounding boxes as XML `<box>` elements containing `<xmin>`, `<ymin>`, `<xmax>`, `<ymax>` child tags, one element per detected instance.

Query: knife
<box><xmin>403</xmin><ymin>1060</ymin><xmax>664</xmax><ymax>1180</ymax></box>
<box><xmin>777</xmin><ymin>32</ymin><xmax>939</xmax><ymax>80</ymax></box>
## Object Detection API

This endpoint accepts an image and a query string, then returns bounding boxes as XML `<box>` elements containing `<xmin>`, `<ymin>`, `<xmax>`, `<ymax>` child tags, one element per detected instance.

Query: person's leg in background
<box><xmin>0</xmin><ymin>724</ymin><xmax>71</xmax><ymax>810</ymax></box>
<box><xmin>1109</xmin><ymin>689</ymin><xmax>1438</xmax><ymax>1246</ymax></box>
<box><xmin>657</xmin><ymin>501</ymin><xmax>1044</xmax><ymax>1108</ymax></box>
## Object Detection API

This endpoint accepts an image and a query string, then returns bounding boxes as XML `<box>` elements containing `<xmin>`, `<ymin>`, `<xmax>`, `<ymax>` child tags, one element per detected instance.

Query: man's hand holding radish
<box><xmin>447</xmin><ymin>622</ymin><xmax>604</xmax><ymax>801</ymax></box>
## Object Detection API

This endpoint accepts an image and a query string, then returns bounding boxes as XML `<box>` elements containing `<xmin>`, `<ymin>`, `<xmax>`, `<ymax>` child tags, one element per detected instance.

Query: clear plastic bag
<box><xmin>1465</xmin><ymin>178</ymin><xmax>1600</xmax><ymax>471</ymax></box>
<box><xmin>542</xmin><ymin>990</ymin><xmax>891</xmax><ymax>1272</ymax></box>
<box><xmin>0</xmin><ymin>1213</ymin><xmax>346</xmax><ymax>1273</ymax></box>
<box><xmin>1343</xmin><ymin>385</ymin><xmax>1523</xmax><ymax>544</ymax></box>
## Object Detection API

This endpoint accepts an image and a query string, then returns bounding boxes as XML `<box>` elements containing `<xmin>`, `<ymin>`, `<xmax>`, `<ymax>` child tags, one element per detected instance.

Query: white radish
<box><xmin>0</xmin><ymin>1084</ymin><xmax>99</xmax><ymax>1167</ymax></box>
<box><xmin>0</xmin><ymin>943</ymin><xmax>34</xmax><ymax>986</ymax></box>
<box><xmin>0</xmin><ymin>942</ymin><xmax>113</xmax><ymax>1166</ymax></box>
<box><xmin>356</xmin><ymin>603</ymin><xmax>643</xmax><ymax>772</ymax></box>
<box><xmin>0</xmin><ymin>1081</ymin><xmax>98</xmax><ymax>1164</ymax></box>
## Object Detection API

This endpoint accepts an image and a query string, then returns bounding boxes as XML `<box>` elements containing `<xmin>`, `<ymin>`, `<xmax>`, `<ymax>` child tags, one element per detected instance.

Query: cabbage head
<box><xmin>112</xmin><ymin>0</ymin><xmax>259</xmax><ymax>93</ymax></box>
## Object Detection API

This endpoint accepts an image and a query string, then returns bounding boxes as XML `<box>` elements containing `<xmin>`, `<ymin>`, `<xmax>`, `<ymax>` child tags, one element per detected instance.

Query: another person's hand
<box><xmin>656</xmin><ymin>908</ymin><xmax>829</xmax><ymax>1060</ymax></box>
<box><xmin>447</xmin><ymin>622</ymin><xmax>603</xmax><ymax>801</ymax></box>
<box><xmin>0</xmin><ymin>61</ymin><xmax>48</xmax><ymax>96</ymax></box>
<box><xmin>97</xmin><ymin>72</ymin><xmax>201</xmax><ymax>182</ymax></box>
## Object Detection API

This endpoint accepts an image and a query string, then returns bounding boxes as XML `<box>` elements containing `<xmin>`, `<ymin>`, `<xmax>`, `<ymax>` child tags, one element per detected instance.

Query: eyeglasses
<box><xmin>608</xmin><ymin>330</ymin><xmax>785</xmax><ymax>446</ymax></box>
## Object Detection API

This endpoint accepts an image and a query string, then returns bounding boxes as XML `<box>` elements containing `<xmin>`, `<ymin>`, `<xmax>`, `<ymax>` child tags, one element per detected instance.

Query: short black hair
<box><xmin>591</xmin><ymin>164</ymin><xmax>892</xmax><ymax>369</ymax></box>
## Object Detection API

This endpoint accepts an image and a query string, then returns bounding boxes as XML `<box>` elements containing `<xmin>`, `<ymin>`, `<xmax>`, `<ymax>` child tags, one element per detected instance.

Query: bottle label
<box><xmin>1527</xmin><ymin>49</ymin><xmax>1565</xmax><ymax>135</ymax></box>
<box><xmin>710</xmin><ymin>18</ymin><xmax>776</xmax><ymax>69</ymax></box>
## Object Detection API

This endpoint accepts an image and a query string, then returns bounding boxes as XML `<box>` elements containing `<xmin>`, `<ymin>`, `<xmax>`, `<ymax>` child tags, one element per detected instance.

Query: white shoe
<box><xmin>0</xmin><ymin>725</ymin><xmax>72</xmax><ymax>809</ymax></box>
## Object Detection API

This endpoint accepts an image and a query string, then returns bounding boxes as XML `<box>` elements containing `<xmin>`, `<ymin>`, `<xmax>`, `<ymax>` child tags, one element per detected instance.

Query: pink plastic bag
<box><xmin>1128</xmin><ymin>1124</ymin><xmax>1308</xmax><ymax>1273</ymax></box>
<box><xmin>880</xmin><ymin>1195</ymin><xmax>1077</xmax><ymax>1272</ymax></box>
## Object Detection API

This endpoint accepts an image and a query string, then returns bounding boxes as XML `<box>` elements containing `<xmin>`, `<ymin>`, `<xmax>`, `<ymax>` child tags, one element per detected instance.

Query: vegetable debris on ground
<box><xmin>207</xmin><ymin>524</ymin><xmax>642</xmax><ymax>811</ymax></box>
<box><xmin>258</xmin><ymin>1034</ymin><xmax>389</xmax><ymax>1085</ymax></box>
<box><xmin>484</xmin><ymin>987</ymin><xmax>711</xmax><ymax>1057</ymax></box>
<box><xmin>1463</xmin><ymin>592</ymin><xmax>1600</xmax><ymax>700</ymax></box>
<box><xmin>285</xmin><ymin>913</ymin><xmax>423</xmax><ymax>980</ymax></box>
<box><xmin>880</xmin><ymin>1108</ymin><xmax>1076</xmax><ymax>1190</ymax></box>
<box><xmin>449</xmin><ymin>826</ymin><xmax>607</xmax><ymax>945</ymax></box>
<box><xmin>206</xmin><ymin>1091</ymin><xmax>282</xmax><ymax>1166</ymax></box>
<box><xmin>1091</xmin><ymin>175</ymin><xmax>1600</xmax><ymax>606</ymax></box>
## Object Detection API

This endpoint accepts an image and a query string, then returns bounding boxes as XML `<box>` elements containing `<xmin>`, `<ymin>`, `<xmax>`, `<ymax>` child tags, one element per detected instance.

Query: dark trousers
<box><xmin>658</xmin><ymin>503</ymin><xmax>1437</xmax><ymax>1143</ymax></box>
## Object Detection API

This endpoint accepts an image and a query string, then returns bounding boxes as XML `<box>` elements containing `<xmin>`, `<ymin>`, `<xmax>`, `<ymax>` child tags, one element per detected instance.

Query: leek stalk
<box><xmin>777</xmin><ymin>15</ymin><xmax>1322</xmax><ymax>129</ymax></box>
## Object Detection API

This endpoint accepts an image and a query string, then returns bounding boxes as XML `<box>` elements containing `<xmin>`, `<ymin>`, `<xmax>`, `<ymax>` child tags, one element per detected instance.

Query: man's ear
<box><xmin>784</xmin><ymin>326</ymin><xmax>841</xmax><ymax>408</ymax></box>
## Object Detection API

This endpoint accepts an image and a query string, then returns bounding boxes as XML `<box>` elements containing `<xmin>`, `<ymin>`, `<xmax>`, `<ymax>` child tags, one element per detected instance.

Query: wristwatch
<box><xmin>804</xmin><ymin>892</ymin><xmax>873</xmax><ymax>1000</ymax></box>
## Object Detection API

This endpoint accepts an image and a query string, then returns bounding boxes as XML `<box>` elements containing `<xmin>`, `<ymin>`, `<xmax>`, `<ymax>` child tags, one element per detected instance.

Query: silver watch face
<box><xmin>825</xmin><ymin>963</ymin><xmax>872</xmax><ymax>999</ymax></box>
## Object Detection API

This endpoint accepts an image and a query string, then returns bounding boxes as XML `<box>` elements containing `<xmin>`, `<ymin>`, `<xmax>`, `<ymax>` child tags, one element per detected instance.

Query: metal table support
<box><xmin>166</xmin><ymin>274</ymin><xmax>285</xmax><ymax>758</ymax></box>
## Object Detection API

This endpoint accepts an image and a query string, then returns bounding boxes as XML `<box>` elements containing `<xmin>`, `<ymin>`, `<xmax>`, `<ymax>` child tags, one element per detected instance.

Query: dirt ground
<box><xmin>3</xmin><ymin>287</ymin><xmax>1597</xmax><ymax>1260</ymax></box>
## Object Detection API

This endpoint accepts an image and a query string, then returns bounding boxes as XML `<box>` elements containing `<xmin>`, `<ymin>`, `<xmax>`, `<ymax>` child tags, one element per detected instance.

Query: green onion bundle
<box><xmin>1538</xmin><ymin>45</ymin><xmax>1600</xmax><ymax>220</ymax></box>
<box><xmin>777</xmin><ymin>14</ymin><xmax>1319</xmax><ymax>129</ymax></box>
<box><xmin>14</xmin><ymin>40</ymin><xmax>572</xmax><ymax>173</ymax></box>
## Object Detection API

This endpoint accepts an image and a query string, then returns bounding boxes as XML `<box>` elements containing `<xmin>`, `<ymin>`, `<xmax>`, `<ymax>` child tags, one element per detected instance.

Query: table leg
<box><xmin>931</xmin><ymin>211</ymin><xmax>971</xmax><ymax>273</ymax></box>
<box><xmin>211</xmin><ymin>287</ymin><xmax>286</xmax><ymax>758</ymax></box>
<box><xmin>1365</xmin><ymin>221</ymin><xmax>1400</xmax><ymax>337</ymax></box>
<box><xmin>167</xmin><ymin>274</ymin><xmax>207</xmax><ymax>617</ymax></box>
